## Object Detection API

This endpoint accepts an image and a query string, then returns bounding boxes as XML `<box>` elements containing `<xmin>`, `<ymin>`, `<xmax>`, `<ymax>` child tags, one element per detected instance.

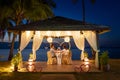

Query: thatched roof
<box><xmin>8</xmin><ymin>16</ymin><xmax>110</xmax><ymax>34</ymax></box>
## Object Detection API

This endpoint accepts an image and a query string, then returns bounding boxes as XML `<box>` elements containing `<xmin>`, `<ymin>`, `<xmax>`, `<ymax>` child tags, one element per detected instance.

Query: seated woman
<box><xmin>62</xmin><ymin>44</ymin><xmax>72</xmax><ymax>65</ymax></box>
<box><xmin>47</xmin><ymin>43</ymin><xmax>57</xmax><ymax>64</ymax></box>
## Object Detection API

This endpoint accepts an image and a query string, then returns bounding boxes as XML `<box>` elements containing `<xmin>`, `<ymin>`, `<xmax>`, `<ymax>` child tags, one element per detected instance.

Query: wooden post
<box><xmin>95</xmin><ymin>31</ymin><xmax>100</xmax><ymax>69</ymax></box>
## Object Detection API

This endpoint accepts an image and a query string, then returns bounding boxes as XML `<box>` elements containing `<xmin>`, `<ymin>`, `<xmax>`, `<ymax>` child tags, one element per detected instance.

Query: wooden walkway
<box><xmin>21</xmin><ymin>60</ymin><xmax>100</xmax><ymax>72</ymax></box>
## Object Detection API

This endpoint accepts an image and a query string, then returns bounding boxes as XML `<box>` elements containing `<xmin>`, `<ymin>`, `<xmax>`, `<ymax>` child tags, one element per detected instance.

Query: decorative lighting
<box><xmin>66</xmin><ymin>31</ymin><xmax>71</xmax><ymax>36</ymax></box>
<box><xmin>46</xmin><ymin>31</ymin><xmax>51</xmax><ymax>36</ymax></box>
<box><xmin>84</xmin><ymin>58</ymin><xmax>89</xmax><ymax>65</ymax></box>
<box><xmin>27</xmin><ymin>59</ymin><xmax>35</xmax><ymax>72</ymax></box>
<box><xmin>55</xmin><ymin>31</ymin><xmax>61</xmax><ymax>37</ymax></box>
<box><xmin>64</xmin><ymin>37</ymin><xmax>70</xmax><ymax>42</ymax></box>
<box><xmin>47</xmin><ymin>37</ymin><xmax>53</xmax><ymax>43</ymax></box>
<box><xmin>35</xmin><ymin>31</ymin><xmax>40</xmax><ymax>36</ymax></box>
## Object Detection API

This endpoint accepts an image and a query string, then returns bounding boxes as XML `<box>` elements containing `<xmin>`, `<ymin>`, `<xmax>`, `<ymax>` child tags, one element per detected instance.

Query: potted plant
<box><xmin>29</xmin><ymin>53</ymin><xmax>33</xmax><ymax>60</ymax></box>
<box><xmin>84</xmin><ymin>51</ymin><xmax>88</xmax><ymax>58</ymax></box>
<box><xmin>11</xmin><ymin>53</ymin><xmax>22</xmax><ymax>72</ymax></box>
<box><xmin>83</xmin><ymin>51</ymin><xmax>88</xmax><ymax>61</ymax></box>
<box><xmin>100</xmin><ymin>51</ymin><xmax>110</xmax><ymax>71</ymax></box>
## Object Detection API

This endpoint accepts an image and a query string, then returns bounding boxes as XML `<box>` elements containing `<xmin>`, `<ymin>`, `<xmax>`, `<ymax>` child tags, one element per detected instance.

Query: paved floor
<box><xmin>22</xmin><ymin>60</ymin><xmax>100</xmax><ymax>72</ymax></box>
<box><xmin>40</xmin><ymin>74</ymin><xmax>76</xmax><ymax>80</ymax></box>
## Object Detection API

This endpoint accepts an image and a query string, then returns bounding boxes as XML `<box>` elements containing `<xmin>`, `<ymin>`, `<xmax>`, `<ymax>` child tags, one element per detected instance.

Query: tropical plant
<box><xmin>0</xmin><ymin>0</ymin><xmax>56</xmax><ymax>60</ymax></box>
<box><xmin>100</xmin><ymin>51</ymin><xmax>109</xmax><ymax>65</ymax></box>
<box><xmin>100</xmin><ymin>51</ymin><xmax>110</xmax><ymax>71</ymax></box>
<box><xmin>84</xmin><ymin>51</ymin><xmax>88</xmax><ymax>58</ymax></box>
<box><xmin>29</xmin><ymin>53</ymin><xmax>33</xmax><ymax>60</ymax></box>
<box><xmin>11</xmin><ymin>52</ymin><xmax>22</xmax><ymax>71</ymax></box>
<box><xmin>72</xmin><ymin>0</ymin><xmax>96</xmax><ymax>24</ymax></box>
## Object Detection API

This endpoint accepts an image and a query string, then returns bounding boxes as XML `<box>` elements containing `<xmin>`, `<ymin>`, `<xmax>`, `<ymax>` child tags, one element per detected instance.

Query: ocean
<box><xmin>0</xmin><ymin>47</ymin><xmax>120</xmax><ymax>61</ymax></box>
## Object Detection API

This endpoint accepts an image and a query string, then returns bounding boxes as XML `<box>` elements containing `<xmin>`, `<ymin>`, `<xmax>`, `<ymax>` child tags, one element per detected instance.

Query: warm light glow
<box><xmin>28</xmin><ymin>59</ymin><xmax>33</xmax><ymax>62</ymax></box>
<box><xmin>84</xmin><ymin>61</ymin><xmax>89</xmax><ymax>65</ymax></box>
<box><xmin>64</xmin><ymin>37</ymin><xmax>70</xmax><ymax>42</ymax></box>
<box><xmin>26</xmin><ymin>31</ymin><xmax>30</xmax><ymax>36</ymax></box>
<box><xmin>10</xmin><ymin>66</ymin><xmax>14</xmax><ymax>71</ymax></box>
<box><xmin>47</xmin><ymin>37</ymin><xmax>53</xmax><ymax>43</ymax></box>
<box><xmin>84</xmin><ymin>58</ymin><xmax>89</xmax><ymax>62</ymax></box>
<box><xmin>28</xmin><ymin>59</ymin><xmax>34</xmax><ymax>65</ymax></box>
<box><xmin>84</xmin><ymin>58</ymin><xmax>89</xmax><ymax>65</ymax></box>
<box><xmin>46</xmin><ymin>31</ymin><xmax>51</xmax><ymax>36</ymax></box>
<box><xmin>28</xmin><ymin>65</ymin><xmax>35</xmax><ymax>72</ymax></box>
<box><xmin>55</xmin><ymin>31</ymin><xmax>61</xmax><ymax>37</ymax></box>
<box><xmin>66</xmin><ymin>31</ymin><xmax>71</xmax><ymax>36</ymax></box>
<box><xmin>35</xmin><ymin>31</ymin><xmax>40</xmax><ymax>36</ymax></box>
<box><xmin>85</xmin><ymin>65</ymin><xmax>89</xmax><ymax>68</ymax></box>
<box><xmin>27</xmin><ymin>58</ymin><xmax>35</xmax><ymax>72</ymax></box>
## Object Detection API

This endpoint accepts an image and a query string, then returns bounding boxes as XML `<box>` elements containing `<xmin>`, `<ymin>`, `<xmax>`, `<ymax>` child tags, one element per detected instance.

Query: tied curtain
<box><xmin>19</xmin><ymin>31</ymin><xmax>33</xmax><ymax>52</ymax></box>
<box><xmin>72</xmin><ymin>31</ymin><xmax>85</xmax><ymax>60</ymax></box>
<box><xmin>83</xmin><ymin>31</ymin><xmax>99</xmax><ymax>68</ymax></box>
<box><xmin>19</xmin><ymin>31</ymin><xmax>99</xmax><ymax>68</ymax></box>
<box><xmin>18</xmin><ymin>31</ymin><xmax>33</xmax><ymax>68</ymax></box>
<box><xmin>32</xmin><ymin>31</ymin><xmax>43</xmax><ymax>60</ymax></box>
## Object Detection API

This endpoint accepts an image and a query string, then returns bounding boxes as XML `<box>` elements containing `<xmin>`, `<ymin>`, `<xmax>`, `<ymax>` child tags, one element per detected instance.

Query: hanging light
<box><xmin>47</xmin><ymin>37</ymin><xmax>53</xmax><ymax>43</ymax></box>
<box><xmin>64</xmin><ymin>36</ymin><xmax>70</xmax><ymax>42</ymax></box>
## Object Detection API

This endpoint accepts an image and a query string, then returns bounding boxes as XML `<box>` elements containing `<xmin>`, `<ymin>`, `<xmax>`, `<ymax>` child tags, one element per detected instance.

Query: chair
<box><xmin>47</xmin><ymin>51</ymin><xmax>57</xmax><ymax>64</ymax></box>
<box><xmin>62</xmin><ymin>50</ymin><xmax>72</xmax><ymax>65</ymax></box>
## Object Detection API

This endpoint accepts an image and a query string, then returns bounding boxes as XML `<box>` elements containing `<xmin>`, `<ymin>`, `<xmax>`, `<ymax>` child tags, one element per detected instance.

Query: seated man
<box><xmin>62</xmin><ymin>45</ymin><xmax>72</xmax><ymax>65</ymax></box>
<box><xmin>47</xmin><ymin>43</ymin><xmax>57</xmax><ymax>64</ymax></box>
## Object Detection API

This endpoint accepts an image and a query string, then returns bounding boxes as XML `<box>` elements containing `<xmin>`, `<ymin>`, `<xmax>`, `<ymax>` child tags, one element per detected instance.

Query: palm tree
<box><xmin>0</xmin><ymin>0</ymin><xmax>56</xmax><ymax>60</ymax></box>
<box><xmin>72</xmin><ymin>0</ymin><xmax>96</xmax><ymax>59</ymax></box>
<box><xmin>72</xmin><ymin>0</ymin><xmax>96</xmax><ymax>24</ymax></box>
<box><xmin>0</xmin><ymin>0</ymin><xmax>14</xmax><ymax>41</ymax></box>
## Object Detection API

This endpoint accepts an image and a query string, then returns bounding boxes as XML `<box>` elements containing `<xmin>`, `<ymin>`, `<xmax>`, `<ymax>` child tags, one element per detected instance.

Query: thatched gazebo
<box><xmin>8</xmin><ymin>16</ymin><xmax>110</xmax><ymax>68</ymax></box>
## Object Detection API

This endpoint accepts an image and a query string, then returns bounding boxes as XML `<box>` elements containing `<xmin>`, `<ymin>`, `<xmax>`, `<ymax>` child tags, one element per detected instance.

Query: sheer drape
<box><xmin>72</xmin><ymin>31</ymin><xmax>85</xmax><ymax>60</ymax></box>
<box><xmin>32</xmin><ymin>31</ymin><xmax>43</xmax><ymax>60</ymax></box>
<box><xmin>19</xmin><ymin>31</ymin><xmax>33</xmax><ymax>52</ymax></box>
<box><xmin>18</xmin><ymin>31</ymin><xmax>33</xmax><ymax>68</ymax></box>
<box><xmin>83</xmin><ymin>31</ymin><xmax>99</xmax><ymax>68</ymax></box>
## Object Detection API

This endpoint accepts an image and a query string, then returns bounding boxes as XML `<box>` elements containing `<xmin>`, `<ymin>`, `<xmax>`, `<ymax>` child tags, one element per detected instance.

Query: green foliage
<box><xmin>29</xmin><ymin>53</ymin><xmax>33</xmax><ymax>59</ymax></box>
<box><xmin>100</xmin><ymin>51</ymin><xmax>109</xmax><ymax>65</ymax></box>
<box><xmin>11</xmin><ymin>53</ymin><xmax>22</xmax><ymax>67</ymax></box>
<box><xmin>84</xmin><ymin>51</ymin><xmax>88</xmax><ymax>58</ymax></box>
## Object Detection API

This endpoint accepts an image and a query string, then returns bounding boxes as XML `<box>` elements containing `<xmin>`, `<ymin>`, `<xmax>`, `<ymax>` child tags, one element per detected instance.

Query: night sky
<box><xmin>53</xmin><ymin>0</ymin><xmax>120</xmax><ymax>47</ymax></box>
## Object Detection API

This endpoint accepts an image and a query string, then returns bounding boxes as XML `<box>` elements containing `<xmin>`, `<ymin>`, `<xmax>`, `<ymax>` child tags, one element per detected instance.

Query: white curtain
<box><xmin>72</xmin><ymin>31</ymin><xmax>85</xmax><ymax>60</ymax></box>
<box><xmin>18</xmin><ymin>31</ymin><xmax>33</xmax><ymax>68</ymax></box>
<box><xmin>83</xmin><ymin>31</ymin><xmax>99</xmax><ymax>68</ymax></box>
<box><xmin>32</xmin><ymin>31</ymin><xmax>43</xmax><ymax>60</ymax></box>
<box><xmin>19</xmin><ymin>31</ymin><xmax>33</xmax><ymax>52</ymax></box>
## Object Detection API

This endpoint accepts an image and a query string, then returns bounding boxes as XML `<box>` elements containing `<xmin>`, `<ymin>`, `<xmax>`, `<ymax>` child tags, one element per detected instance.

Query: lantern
<box><xmin>47</xmin><ymin>37</ymin><xmax>53</xmax><ymax>43</ymax></box>
<box><xmin>64</xmin><ymin>37</ymin><xmax>70</xmax><ymax>42</ymax></box>
<box><xmin>27</xmin><ymin>59</ymin><xmax>35</xmax><ymax>72</ymax></box>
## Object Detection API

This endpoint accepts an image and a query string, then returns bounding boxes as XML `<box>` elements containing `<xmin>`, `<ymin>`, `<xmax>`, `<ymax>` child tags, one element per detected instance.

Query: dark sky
<box><xmin>53</xmin><ymin>0</ymin><xmax>120</xmax><ymax>47</ymax></box>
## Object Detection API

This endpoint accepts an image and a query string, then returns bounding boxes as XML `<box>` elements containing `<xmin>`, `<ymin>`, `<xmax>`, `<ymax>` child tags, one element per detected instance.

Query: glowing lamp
<box><xmin>84</xmin><ymin>58</ymin><xmax>89</xmax><ymax>65</ymax></box>
<box><xmin>47</xmin><ymin>37</ymin><xmax>53</xmax><ymax>43</ymax></box>
<box><xmin>64</xmin><ymin>37</ymin><xmax>70</xmax><ymax>42</ymax></box>
<box><xmin>27</xmin><ymin>59</ymin><xmax>35</xmax><ymax>72</ymax></box>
